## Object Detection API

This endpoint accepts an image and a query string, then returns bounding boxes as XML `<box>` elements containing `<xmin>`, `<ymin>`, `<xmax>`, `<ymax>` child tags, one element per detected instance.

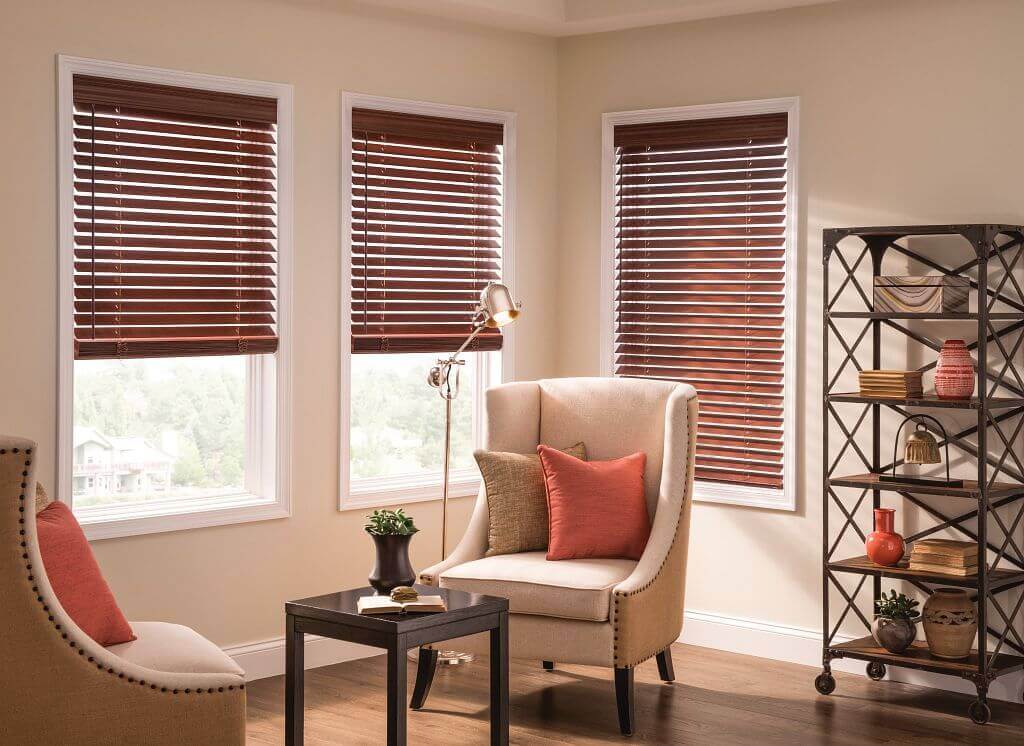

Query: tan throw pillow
<box><xmin>475</xmin><ymin>442</ymin><xmax>586</xmax><ymax>557</ymax></box>
<box><xmin>35</xmin><ymin>482</ymin><xmax>52</xmax><ymax>513</ymax></box>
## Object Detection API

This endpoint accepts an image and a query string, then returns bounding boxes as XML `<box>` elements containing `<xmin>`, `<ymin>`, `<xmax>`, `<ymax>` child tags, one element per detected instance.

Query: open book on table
<box><xmin>357</xmin><ymin>595</ymin><xmax>447</xmax><ymax>615</ymax></box>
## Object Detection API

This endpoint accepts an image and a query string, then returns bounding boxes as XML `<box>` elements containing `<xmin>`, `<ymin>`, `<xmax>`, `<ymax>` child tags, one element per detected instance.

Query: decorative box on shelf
<box><xmin>873</xmin><ymin>276</ymin><xmax>969</xmax><ymax>314</ymax></box>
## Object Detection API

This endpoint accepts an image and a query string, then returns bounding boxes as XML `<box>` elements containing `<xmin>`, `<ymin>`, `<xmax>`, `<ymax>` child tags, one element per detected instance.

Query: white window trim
<box><xmin>600</xmin><ymin>97</ymin><xmax>799</xmax><ymax>511</ymax></box>
<box><xmin>339</xmin><ymin>92</ymin><xmax>516</xmax><ymax>511</ymax></box>
<box><xmin>56</xmin><ymin>55</ymin><xmax>294</xmax><ymax>540</ymax></box>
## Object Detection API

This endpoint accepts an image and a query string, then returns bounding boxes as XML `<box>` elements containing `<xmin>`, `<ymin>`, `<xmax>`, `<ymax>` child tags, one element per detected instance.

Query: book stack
<box><xmin>858</xmin><ymin>370</ymin><xmax>924</xmax><ymax>399</ymax></box>
<box><xmin>909</xmin><ymin>539</ymin><xmax>978</xmax><ymax>577</ymax></box>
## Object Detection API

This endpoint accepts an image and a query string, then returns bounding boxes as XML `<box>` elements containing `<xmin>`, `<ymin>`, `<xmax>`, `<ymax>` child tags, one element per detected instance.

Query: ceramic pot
<box><xmin>923</xmin><ymin>588</ymin><xmax>977</xmax><ymax>659</ymax></box>
<box><xmin>865</xmin><ymin>508</ymin><xmax>905</xmax><ymax>566</ymax></box>
<box><xmin>871</xmin><ymin>616</ymin><xmax>917</xmax><ymax>654</ymax></box>
<box><xmin>935</xmin><ymin>339</ymin><xmax>975</xmax><ymax>400</ymax></box>
<box><xmin>368</xmin><ymin>534</ymin><xmax>416</xmax><ymax>595</ymax></box>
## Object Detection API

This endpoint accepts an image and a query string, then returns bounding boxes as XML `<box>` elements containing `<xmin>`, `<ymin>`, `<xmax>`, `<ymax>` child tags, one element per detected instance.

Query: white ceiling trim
<box><xmin>353</xmin><ymin>0</ymin><xmax>846</xmax><ymax>37</ymax></box>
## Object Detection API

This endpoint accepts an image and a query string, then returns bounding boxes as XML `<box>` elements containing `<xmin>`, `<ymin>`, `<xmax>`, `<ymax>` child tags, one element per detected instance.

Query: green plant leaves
<box><xmin>874</xmin><ymin>588</ymin><xmax>921</xmax><ymax>620</ymax></box>
<box><xmin>364</xmin><ymin>507</ymin><xmax>419</xmax><ymax>536</ymax></box>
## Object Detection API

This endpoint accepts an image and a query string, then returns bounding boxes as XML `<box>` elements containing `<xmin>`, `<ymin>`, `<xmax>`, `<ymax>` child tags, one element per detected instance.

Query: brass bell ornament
<box><xmin>903</xmin><ymin>423</ymin><xmax>941</xmax><ymax>465</ymax></box>
<box><xmin>878</xmin><ymin>414</ymin><xmax>963</xmax><ymax>488</ymax></box>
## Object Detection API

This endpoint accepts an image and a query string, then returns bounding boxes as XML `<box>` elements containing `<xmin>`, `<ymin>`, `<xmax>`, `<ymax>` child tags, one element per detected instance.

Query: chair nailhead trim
<box><xmin>613</xmin><ymin>396</ymin><xmax>697</xmax><ymax>667</ymax></box>
<box><xmin>6</xmin><ymin>449</ymin><xmax>242</xmax><ymax>697</ymax></box>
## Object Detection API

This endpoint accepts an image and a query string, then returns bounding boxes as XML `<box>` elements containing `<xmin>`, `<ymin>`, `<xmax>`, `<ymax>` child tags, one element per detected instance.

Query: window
<box><xmin>58</xmin><ymin>57</ymin><xmax>292</xmax><ymax>539</ymax></box>
<box><xmin>602</xmin><ymin>100</ymin><xmax>797</xmax><ymax>510</ymax></box>
<box><xmin>341</xmin><ymin>96</ymin><xmax>513</xmax><ymax>508</ymax></box>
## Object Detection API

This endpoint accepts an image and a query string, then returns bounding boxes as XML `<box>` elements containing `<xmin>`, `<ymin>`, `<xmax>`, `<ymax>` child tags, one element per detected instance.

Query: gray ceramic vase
<box><xmin>871</xmin><ymin>616</ymin><xmax>918</xmax><ymax>654</ymax></box>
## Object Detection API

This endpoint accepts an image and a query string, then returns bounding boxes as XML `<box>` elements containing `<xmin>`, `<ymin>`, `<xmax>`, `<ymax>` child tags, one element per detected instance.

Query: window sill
<box><xmin>342</xmin><ymin>475</ymin><xmax>481</xmax><ymax>511</ymax></box>
<box><xmin>74</xmin><ymin>493</ymin><xmax>290</xmax><ymax>541</ymax></box>
<box><xmin>693</xmin><ymin>481</ymin><xmax>795</xmax><ymax>511</ymax></box>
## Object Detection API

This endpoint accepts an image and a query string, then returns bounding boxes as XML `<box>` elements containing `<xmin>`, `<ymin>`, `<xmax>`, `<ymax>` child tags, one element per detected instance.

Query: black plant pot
<box><xmin>368</xmin><ymin>533</ymin><xmax>416</xmax><ymax>595</ymax></box>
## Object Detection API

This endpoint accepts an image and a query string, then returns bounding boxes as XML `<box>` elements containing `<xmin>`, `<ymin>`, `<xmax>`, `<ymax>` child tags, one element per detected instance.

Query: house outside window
<box><xmin>57</xmin><ymin>57</ymin><xmax>293</xmax><ymax>539</ymax></box>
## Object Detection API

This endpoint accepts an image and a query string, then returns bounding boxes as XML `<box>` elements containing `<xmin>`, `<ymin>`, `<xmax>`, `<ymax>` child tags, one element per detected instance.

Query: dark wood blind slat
<box><xmin>72</xmin><ymin>75</ymin><xmax>283</xmax><ymax>359</ymax></box>
<box><xmin>613</xmin><ymin>111</ymin><xmax>788</xmax><ymax>492</ymax></box>
<box><xmin>73</xmin><ymin>75</ymin><xmax>277</xmax><ymax>124</ymax></box>
<box><xmin>350</xmin><ymin>109</ymin><xmax>504</xmax><ymax>354</ymax></box>
<box><xmin>352</xmin><ymin>108</ymin><xmax>503</xmax><ymax>146</ymax></box>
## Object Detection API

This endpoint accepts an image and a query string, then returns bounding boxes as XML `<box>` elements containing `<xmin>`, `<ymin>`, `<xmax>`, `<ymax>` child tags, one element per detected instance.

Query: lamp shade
<box><xmin>904</xmin><ymin>424</ymin><xmax>941</xmax><ymax>465</ymax></box>
<box><xmin>479</xmin><ymin>283</ymin><xmax>521</xmax><ymax>328</ymax></box>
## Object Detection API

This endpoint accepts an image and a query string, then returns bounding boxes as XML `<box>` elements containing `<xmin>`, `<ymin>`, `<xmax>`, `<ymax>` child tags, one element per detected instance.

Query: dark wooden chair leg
<box><xmin>410</xmin><ymin>647</ymin><xmax>439</xmax><ymax>710</ymax></box>
<box><xmin>614</xmin><ymin>666</ymin><xmax>635</xmax><ymax>736</ymax></box>
<box><xmin>542</xmin><ymin>660</ymin><xmax>554</xmax><ymax>671</ymax></box>
<box><xmin>656</xmin><ymin>648</ymin><xmax>675</xmax><ymax>682</ymax></box>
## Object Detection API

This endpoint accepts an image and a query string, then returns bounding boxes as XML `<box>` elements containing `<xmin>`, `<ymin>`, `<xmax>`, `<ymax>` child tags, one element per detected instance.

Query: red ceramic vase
<box><xmin>934</xmin><ymin>339</ymin><xmax>975</xmax><ymax>400</ymax></box>
<box><xmin>865</xmin><ymin>508</ymin><xmax>905</xmax><ymax>566</ymax></box>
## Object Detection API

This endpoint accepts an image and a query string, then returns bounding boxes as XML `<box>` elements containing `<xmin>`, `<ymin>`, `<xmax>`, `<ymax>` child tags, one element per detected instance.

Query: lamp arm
<box><xmin>890</xmin><ymin>414</ymin><xmax>951</xmax><ymax>482</ymax></box>
<box><xmin>450</xmin><ymin>320</ymin><xmax>487</xmax><ymax>361</ymax></box>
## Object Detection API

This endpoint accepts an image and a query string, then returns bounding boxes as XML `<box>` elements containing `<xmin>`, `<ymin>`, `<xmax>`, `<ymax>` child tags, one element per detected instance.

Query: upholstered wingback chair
<box><xmin>0</xmin><ymin>436</ymin><xmax>247</xmax><ymax>745</ymax></box>
<box><xmin>416</xmin><ymin>377</ymin><xmax>698</xmax><ymax>736</ymax></box>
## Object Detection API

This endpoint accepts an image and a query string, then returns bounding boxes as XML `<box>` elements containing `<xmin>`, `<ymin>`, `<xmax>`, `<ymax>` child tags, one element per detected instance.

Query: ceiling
<box><xmin>355</xmin><ymin>0</ymin><xmax>846</xmax><ymax>36</ymax></box>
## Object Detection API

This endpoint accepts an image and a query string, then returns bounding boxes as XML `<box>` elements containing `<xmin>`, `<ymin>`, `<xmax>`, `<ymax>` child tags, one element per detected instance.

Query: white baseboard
<box><xmin>680</xmin><ymin>609</ymin><xmax>1023</xmax><ymax>704</ymax></box>
<box><xmin>225</xmin><ymin>609</ymin><xmax>1023</xmax><ymax>704</ymax></box>
<box><xmin>225</xmin><ymin>635</ymin><xmax>379</xmax><ymax>682</ymax></box>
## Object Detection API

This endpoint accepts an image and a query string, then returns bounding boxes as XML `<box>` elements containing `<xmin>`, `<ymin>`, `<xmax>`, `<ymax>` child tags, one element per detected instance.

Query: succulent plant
<box><xmin>874</xmin><ymin>589</ymin><xmax>920</xmax><ymax>620</ymax></box>
<box><xmin>364</xmin><ymin>508</ymin><xmax>418</xmax><ymax>536</ymax></box>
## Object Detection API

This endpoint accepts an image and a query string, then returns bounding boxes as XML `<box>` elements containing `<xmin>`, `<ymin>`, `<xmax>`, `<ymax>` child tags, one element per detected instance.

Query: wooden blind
<box><xmin>72</xmin><ymin>74</ymin><xmax>279</xmax><ymax>359</ymax></box>
<box><xmin>613</xmin><ymin>112</ymin><xmax>789</xmax><ymax>491</ymax></box>
<box><xmin>350</xmin><ymin>108</ymin><xmax>504</xmax><ymax>353</ymax></box>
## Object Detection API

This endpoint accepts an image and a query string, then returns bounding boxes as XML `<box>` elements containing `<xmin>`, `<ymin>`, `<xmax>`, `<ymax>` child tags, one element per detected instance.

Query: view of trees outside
<box><xmin>350</xmin><ymin>353</ymin><xmax>475</xmax><ymax>481</ymax></box>
<box><xmin>72</xmin><ymin>352</ymin><xmax>477</xmax><ymax>510</ymax></box>
<box><xmin>73</xmin><ymin>356</ymin><xmax>246</xmax><ymax>508</ymax></box>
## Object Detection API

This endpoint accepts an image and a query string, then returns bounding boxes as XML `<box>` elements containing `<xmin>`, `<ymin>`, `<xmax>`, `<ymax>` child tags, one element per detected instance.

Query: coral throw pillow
<box><xmin>36</xmin><ymin>501</ymin><xmax>135</xmax><ymax>646</ymax></box>
<box><xmin>537</xmin><ymin>445</ymin><xmax>650</xmax><ymax>561</ymax></box>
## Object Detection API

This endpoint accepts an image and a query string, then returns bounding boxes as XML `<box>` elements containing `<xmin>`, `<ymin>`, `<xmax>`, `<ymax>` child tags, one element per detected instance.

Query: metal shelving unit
<box><xmin>819</xmin><ymin>224</ymin><xmax>1024</xmax><ymax>724</ymax></box>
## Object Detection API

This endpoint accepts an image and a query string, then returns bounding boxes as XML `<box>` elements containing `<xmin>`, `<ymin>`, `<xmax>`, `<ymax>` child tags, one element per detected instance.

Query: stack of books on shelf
<box><xmin>858</xmin><ymin>370</ymin><xmax>924</xmax><ymax>399</ymax></box>
<box><xmin>909</xmin><ymin>539</ymin><xmax>978</xmax><ymax>576</ymax></box>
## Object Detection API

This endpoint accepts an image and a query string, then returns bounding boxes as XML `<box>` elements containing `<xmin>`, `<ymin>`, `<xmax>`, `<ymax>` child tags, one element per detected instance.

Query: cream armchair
<box><xmin>0</xmin><ymin>436</ymin><xmax>247</xmax><ymax>745</ymax></box>
<box><xmin>416</xmin><ymin>377</ymin><xmax>698</xmax><ymax>736</ymax></box>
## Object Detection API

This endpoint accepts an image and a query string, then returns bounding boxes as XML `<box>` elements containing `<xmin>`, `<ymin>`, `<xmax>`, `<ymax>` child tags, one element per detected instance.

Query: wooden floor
<box><xmin>246</xmin><ymin>643</ymin><xmax>1024</xmax><ymax>744</ymax></box>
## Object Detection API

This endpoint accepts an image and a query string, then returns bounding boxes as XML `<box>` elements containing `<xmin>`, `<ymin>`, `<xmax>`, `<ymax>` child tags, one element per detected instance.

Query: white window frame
<box><xmin>600</xmin><ymin>97</ymin><xmax>799</xmax><ymax>511</ymax></box>
<box><xmin>56</xmin><ymin>55</ymin><xmax>293</xmax><ymax>540</ymax></box>
<box><xmin>339</xmin><ymin>92</ymin><xmax>516</xmax><ymax>511</ymax></box>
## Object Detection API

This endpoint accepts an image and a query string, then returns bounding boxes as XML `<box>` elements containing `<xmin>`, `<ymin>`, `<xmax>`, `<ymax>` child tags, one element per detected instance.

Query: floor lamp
<box><xmin>425</xmin><ymin>282</ymin><xmax>520</xmax><ymax>665</ymax></box>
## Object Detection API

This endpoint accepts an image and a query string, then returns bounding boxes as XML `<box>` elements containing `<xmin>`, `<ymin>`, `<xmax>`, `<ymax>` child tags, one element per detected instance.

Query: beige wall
<box><xmin>0</xmin><ymin>0</ymin><xmax>558</xmax><ymax>647</ymax></box>
<box><xmin>556</xmin><ymin>0</ymin><xmax>1024</xmax><ymax>630</ymax></box>
<box><xmin>4</xmin><ymin>0</ymin><xmax>1024</xmax><ymax>656</ymax></box>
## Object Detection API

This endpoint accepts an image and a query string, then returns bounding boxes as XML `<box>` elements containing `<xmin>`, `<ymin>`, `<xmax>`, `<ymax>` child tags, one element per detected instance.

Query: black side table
<box><xmin>285</xmin><ymin>585</ymin><xmax>509</xmax><ymax>746</ymax></box>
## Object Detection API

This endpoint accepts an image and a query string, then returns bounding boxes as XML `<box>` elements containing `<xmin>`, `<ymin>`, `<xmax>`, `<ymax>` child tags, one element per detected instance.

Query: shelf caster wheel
<box><xmin>866</xmin><ymin>662</ymin><xmax>886</xmax><ymax>681</ymax></box>
<box><xmin>968</xmin><ymin>700</ymin><xmax>991</xmax><ymax>725</ymax></box>
<box><xmin>814</xmin><ymin>672</ymin><xmax>836</xmax><ymax>695</ymax></box>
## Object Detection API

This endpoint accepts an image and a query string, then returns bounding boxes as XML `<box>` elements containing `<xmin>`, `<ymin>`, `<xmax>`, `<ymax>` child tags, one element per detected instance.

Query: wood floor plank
<box><xmin>245</xmin><ymin>643</ymin><xmax>1024</xmax><ymax>744</ymax></box>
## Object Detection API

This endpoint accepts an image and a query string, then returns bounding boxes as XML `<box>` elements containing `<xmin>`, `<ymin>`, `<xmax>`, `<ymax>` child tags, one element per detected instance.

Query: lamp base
<box><xmin>407</xmin><ymin>648</ymin><xmax>475</xmax><ymax>665</ymax></box>
<box><xmin>878</xmin><ymin>474</ymin><xmax>965</xmax><ymax>488</ymax></box>
<box><xmin>438</xmin><ymin>650</ymin><xmax>475</xmax><ymax>665</ymax></box>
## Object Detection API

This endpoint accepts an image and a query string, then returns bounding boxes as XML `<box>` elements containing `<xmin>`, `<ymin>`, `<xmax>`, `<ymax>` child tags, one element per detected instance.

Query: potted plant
<box><xmin>364</xmin><ymin>509</ymin><xmax>418</xmax><ymax>594</ymax></box>
<box><xmin>872</xmin><ymin>589</ymin><xmax>920</xmax><ymax>653</ymax></box>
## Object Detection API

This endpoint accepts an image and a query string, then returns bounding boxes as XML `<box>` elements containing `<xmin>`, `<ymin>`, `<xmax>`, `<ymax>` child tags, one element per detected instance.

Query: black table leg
<box><xmin>387</xmin><ymin>635</ymin><xmax>408</xmax><ymax>746</ymax></box>
<box><xmin>285</xmin><ymin>614</ymin><xmax>304</xmax><ymax>746</ymax></box>
<box><xmin>490</xmin><ymin>611</ymin><xmax>510</xmax><ymax>745</ymax></box>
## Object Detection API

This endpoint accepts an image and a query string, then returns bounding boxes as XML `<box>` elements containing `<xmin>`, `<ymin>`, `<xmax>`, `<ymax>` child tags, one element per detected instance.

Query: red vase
<box><xmin>935</xmin><ymin>339</ymin><xmax>975</xmax><ymax>400</ymax></box>
<box><xmin>866</xmin><ymin>508</ymin><xmax>905</xmax><ymax>566</ymax></box>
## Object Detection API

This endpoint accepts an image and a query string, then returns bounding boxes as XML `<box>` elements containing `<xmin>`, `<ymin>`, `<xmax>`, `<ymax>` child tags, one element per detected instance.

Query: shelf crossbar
<box><xmin>826</xmin><ymin>403</ymin><xmax>873</xmax><ymax>477</ymax></box>
<box><xmin>826</xmin><ymin>487</ymin><xmax>869</xmax><ymax>560</ymax></box>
